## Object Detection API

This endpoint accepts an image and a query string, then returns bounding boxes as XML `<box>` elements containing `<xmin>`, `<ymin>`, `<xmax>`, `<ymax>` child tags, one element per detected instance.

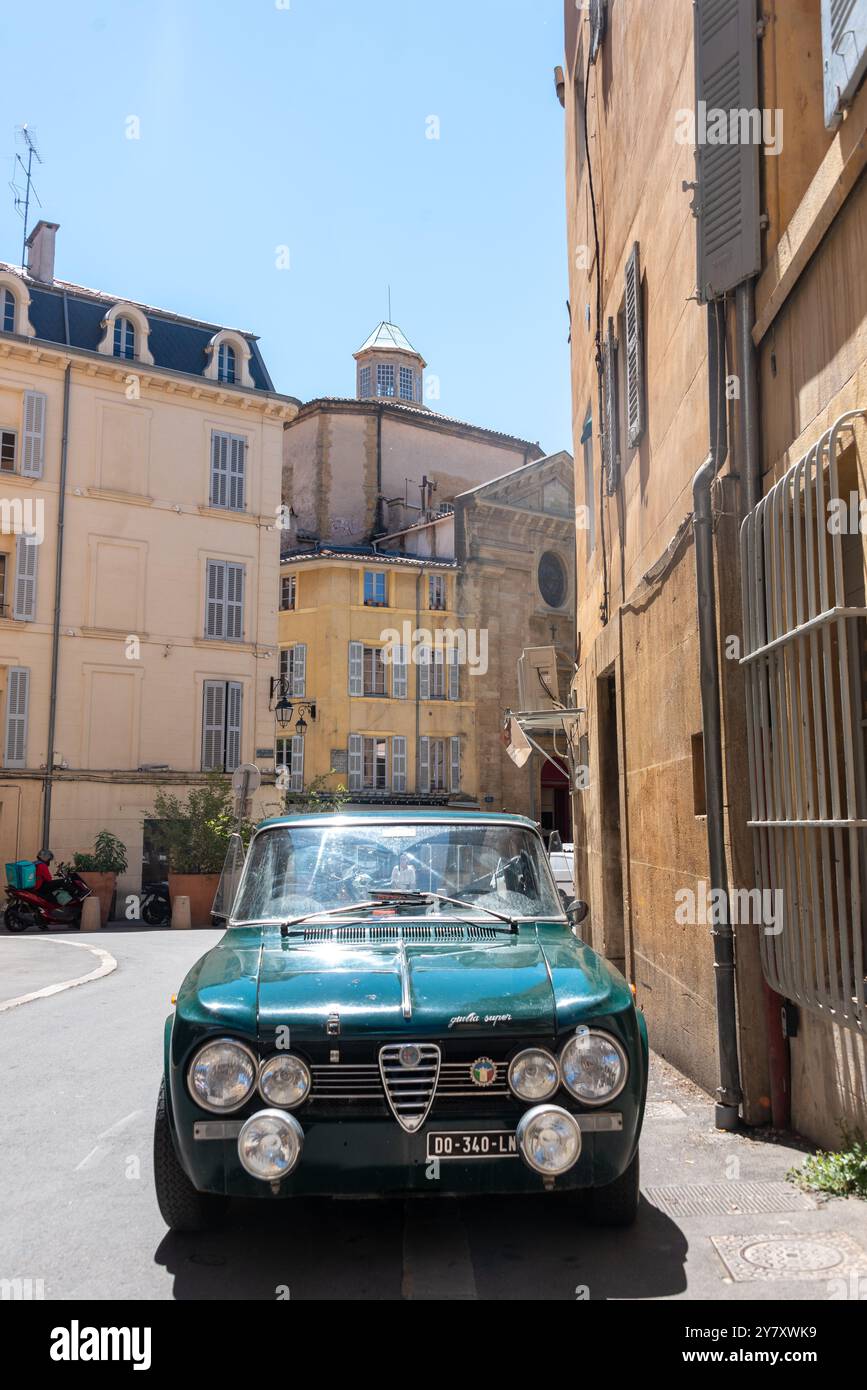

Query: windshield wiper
<box><xmin>369</xmin><ymin>890</ymin><xmax>518</xmax><ymax>933</ymax></box>
<box><xmin>280</xmin><ymin>901</ymin><xmax>383</xmax><ymax>937</ymax></box>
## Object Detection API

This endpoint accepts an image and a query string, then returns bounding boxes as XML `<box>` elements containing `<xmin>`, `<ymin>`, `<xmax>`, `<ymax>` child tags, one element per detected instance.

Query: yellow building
<box><xmin>0</xmin><ymin>221</ymin><xmax>298</xmax><ymax>896</ymax></box>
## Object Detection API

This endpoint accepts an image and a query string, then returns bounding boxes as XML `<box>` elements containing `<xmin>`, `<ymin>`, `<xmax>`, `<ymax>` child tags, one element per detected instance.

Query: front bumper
<box><xmin>170</xmin><ymin>1108</ymin><xmax>638</xmax><ymax>1199</ymax></box>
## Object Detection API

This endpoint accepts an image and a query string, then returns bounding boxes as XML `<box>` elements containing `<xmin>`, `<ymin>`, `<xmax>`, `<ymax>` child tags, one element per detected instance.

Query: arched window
<box><xmin>1</xmin><ymin>288</ymin><xmax>15</xmax><ymax>334</ymax></box>
<box><xmin>113</xmin><ymin>315</ymin><xmax>136</xmax><ymax>360</ymax></box>
<box><xmin>217</xmin><ymin>342</ymin><xmax>236</xmax><ymax>384</ymax></box>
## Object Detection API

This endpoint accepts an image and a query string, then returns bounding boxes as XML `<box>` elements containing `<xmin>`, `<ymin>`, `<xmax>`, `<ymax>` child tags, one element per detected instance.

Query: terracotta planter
<box><xmin>77</xmin><ymin>871</ymin><xmax>116</xmax><ymax>927</ymax></box>
<box><xmin>169</xmin><ymin>873</ymin><xmax>221</xmax><ymax>928</ymax></box>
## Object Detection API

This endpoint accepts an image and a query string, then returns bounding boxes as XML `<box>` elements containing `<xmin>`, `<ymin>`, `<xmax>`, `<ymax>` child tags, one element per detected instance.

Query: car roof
<box><xmin>256</xmin><ymin>810</ymin><xmax>542</xmax><ymax>831</ymax></box>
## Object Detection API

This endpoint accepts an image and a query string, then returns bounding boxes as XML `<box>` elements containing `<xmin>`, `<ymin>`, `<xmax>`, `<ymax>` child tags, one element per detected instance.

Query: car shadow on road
<box><xmin>154</xmin><ymin>1192</ymin><xmax>686</xmax><ymax>1301</ymax></box>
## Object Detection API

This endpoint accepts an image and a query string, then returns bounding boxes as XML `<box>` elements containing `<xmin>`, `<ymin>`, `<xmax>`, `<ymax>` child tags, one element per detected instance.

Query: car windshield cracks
<box><xmin>230</xmin><ymin>822</ymin><xmax>565</xmax><ymax>926</ymax></box>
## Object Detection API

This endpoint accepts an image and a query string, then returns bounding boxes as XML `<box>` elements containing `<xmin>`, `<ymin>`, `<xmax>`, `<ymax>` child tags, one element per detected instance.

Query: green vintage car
<box><xmin>154</xmin><ymin>812</ymin><xmax>647</xmax><ymax>1231</ymax></box>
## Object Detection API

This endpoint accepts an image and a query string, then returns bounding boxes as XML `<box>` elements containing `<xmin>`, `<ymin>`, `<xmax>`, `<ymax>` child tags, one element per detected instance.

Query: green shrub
<box><xmin>73</xmin><ymin>830</ymin><xmax>128</xmax><ymax>875</ymax></box>
<box><xmin>150</xmin><ymin>778</ymin><xmax>255</xmax><ymax>875</ymax></box>
<box><xmin>789</xmin><ymin>1128</ymin><xmax>867</xmax><ymax>1200</ymax></box>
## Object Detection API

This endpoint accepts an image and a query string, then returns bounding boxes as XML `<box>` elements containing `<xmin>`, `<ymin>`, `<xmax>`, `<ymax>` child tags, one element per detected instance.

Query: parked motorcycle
<box><xmin>4</xmin><ymin>863</ymin><xmax>93</xmax><ymax>933</ymax></box>
<box><xmin>140</xmin><ymin>880</ymin><xmax>171</xmax><ymax>926</ymax></box>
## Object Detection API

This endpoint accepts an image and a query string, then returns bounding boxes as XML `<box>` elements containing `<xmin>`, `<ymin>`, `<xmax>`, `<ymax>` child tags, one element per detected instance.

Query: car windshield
<box><xmin>231</xmin><ymin>821</ymin><xmax>564</xmax><ymax>925</ymax></box>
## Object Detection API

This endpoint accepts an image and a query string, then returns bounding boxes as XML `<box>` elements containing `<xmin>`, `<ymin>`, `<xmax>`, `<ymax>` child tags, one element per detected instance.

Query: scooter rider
<box><xmin>34</xmin><ymin>849</ymin><xmax>59</xmax><ymax>902</ymax></box>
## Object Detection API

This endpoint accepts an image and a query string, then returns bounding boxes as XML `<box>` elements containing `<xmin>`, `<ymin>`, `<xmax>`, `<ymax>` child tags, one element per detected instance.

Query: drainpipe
<box><xmin>42</xmin><ymin>361</ymin><xmax>72</xmax><ymax>847</ymax></box>
<box><xmin>693</xmin><ymin>300</ymin><xmax>742</xmax><ymax>1131</ymax></box>
<box><xmin>735</xmin><ymin>279</ymin><xmax>789</xmax><ymax>1129</ymax></box>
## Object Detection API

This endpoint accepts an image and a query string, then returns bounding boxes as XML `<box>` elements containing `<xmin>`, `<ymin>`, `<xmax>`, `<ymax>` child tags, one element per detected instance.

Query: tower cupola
<box><xmin>353</xmin><ymin>321</ymin><xmax>427</xmax><ymax>408</ymax></box>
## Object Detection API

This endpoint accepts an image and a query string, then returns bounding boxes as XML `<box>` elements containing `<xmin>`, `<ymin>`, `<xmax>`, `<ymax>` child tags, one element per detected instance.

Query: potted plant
<box><xmin>151</xmin><ymin>779</ymin><xmax>253</xmax><ymax>928</ymax></box>
<box><xmin>73</xmin><ymin>830</ymin><xmax>128</xmax><ymax>926</ymax></box>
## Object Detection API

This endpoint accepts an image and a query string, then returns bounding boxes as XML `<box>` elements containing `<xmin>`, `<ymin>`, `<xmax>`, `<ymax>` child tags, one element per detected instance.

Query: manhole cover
<box><xmin>712</xmin><ymin>1231</ymin><xmax>867</xmax><ymax>1283</ymax></box>
<box><xmin>647</xmin><ymin>1181</ymin><xmax>817</xmax><ymax>1218</ymax></box>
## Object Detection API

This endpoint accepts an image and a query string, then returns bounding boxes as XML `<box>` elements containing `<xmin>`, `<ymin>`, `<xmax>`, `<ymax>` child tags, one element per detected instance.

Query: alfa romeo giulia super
<box><xmin>153</xmin><ymin>812</ymin><xmax>647</xmax><ymax>1231</ymax></box>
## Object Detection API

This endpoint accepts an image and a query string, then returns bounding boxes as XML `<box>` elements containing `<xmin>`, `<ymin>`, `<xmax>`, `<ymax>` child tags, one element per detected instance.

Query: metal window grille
<box><xmin>399</xmin><ymin>366</ymin><xmax>414</xmax><ymax>401</ymax></box>
<box><xmin>377</xmin><ymin>364</ymin><xmax>395</xmax><ymax>398</ymax></box>
<box><xmin>740</xmin><ymin>411</ymin><xmax>867</xmax><ymax>1031</ymax></box>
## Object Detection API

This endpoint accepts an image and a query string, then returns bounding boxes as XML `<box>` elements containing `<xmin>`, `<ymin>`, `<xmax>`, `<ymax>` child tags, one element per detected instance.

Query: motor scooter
<box><xmin>4</xmin><ymin>863</ymin><xmax>93</xmax><ymax>932</ymax></box>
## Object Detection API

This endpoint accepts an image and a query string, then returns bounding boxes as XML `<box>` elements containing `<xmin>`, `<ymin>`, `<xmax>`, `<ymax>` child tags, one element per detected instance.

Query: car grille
<box><xmin>300</xmin><ymin>924</ymin><xmax>503</xmax><ymax>944</ymax></box>
<box><xmin>309</xmin><ymin>1057</ymin><xmax>511</xmax><ymax>1106</ymax></box>
<box><xmin>378</xmin><ymin>1043</ymin><xmax>441</xmax><ymax>1132</ymax></box>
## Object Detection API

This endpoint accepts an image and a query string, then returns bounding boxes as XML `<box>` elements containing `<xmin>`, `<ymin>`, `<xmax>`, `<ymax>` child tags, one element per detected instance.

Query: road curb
<box><xmin>0</xmin><ymin>936</ymin><xmax>118</xmax><ymax>1012</ymax></box>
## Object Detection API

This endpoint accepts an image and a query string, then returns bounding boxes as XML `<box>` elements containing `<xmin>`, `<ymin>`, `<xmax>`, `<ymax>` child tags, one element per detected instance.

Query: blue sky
<box><xmin>0</xmin><ymin>0</ymin><xmax>571</xmax><ymax>453</ymax></box>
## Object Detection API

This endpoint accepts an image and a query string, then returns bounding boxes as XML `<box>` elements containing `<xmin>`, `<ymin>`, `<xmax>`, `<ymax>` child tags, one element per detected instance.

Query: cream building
<box><xmin>0</xmin><ymin>221</ymin><xmax>298</xmax><ymax>897</ymax></box>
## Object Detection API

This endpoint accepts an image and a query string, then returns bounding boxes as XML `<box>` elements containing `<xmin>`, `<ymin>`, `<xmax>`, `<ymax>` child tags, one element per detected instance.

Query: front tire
<box><xmin>153</xmin><ymin>1079</ymin><xmax>228</xmax><ymax>1233</ymax></box>
<box><xmin>585</xmin><ymin>1149</ymin><xmax>640</xmax><ymax>1227</ymax></box>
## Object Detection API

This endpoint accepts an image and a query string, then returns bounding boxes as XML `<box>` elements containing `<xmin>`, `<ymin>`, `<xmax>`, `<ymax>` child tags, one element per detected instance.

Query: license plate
<box><xmin>426</xmin><ymin>1130</ymin><xmax>519</xmax><ymax>1160</ymax></box>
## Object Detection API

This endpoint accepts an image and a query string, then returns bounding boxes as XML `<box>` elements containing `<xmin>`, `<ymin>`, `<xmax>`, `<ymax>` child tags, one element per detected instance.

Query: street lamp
<box><xmin>269</xmin><ymin>676</ymin><xmax>316</xmax><ymax>735</ymax></box>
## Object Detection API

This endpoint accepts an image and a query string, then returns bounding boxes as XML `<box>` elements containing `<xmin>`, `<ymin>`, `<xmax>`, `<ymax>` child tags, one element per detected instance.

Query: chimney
<box><xmin>25</xmin><ymin>220</ymin><xmax>59</xmax><ymax>284</ymax></box>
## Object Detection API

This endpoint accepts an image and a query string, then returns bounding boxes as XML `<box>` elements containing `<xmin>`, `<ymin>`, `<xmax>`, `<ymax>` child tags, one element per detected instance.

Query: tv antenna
<box><xmin>10</xmin><ymin>125</ymin><xmax>43</xmax><ymax>269</ymax></box>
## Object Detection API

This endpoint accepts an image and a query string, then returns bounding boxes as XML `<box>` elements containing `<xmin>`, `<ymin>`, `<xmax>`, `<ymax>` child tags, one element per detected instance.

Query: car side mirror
<box><xmin>566</xmin><ymin>899</ymin><xmax>589</xmax><ymax>926</ymax></box>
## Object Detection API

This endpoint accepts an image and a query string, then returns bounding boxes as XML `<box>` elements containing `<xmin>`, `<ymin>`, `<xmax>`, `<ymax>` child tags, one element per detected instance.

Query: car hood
<box><xmin>252</xmin><ymin>925</ymin><xmax>629</xmax><ymax>1042</ymax></box>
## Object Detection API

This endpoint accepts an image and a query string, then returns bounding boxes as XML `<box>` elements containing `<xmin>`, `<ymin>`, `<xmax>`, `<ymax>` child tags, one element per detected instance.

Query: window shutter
<box><xmin>348</xmin><ymin>641</ymin><xmax>363</xmax><ymax>696</ymax></box>
<box><xmin>290</xmin><ymin>734</ymin><xmax>304</xmax><ymax>793</ymax></box>
<box><xmin>348</xmin><ymin>733</ymin><xmax>363</xmax><ymax>791</ymax></box>
<box><xmin>4</xmin><ymin>667</ymin><xmax>29</xmax><ymax>768</ymax></box>
<box><xmin>822</xmin><ymin>0</ymin><xmax>867</xmax><ymax>128</ymax></box>
<box><xmin>225</xmin><ymin>682</ymin><xmax>243</xmax><ymax>772</ymax></box>
<box><xmin>291</xmin><ymin>643</ymin><xmax>307</xmax><ymax>698</ymax></box>
<box><xmin>589</xmin><ymin>0</ymin><xmax>607</xmax><ymax>62</ymax></box>
<box><xmin>392</xmin><ymin>644</ymin><xmax>407</xmax><ymax>700</ymax></box>
<box><xmin>392</xmin><ymin>736</ymin><xmax>407</xmax><ymax>793</ymax></box>
<box><xmin>624</xmin><ymin>243</ymin><xmax>646</xmax><ymax>449</ymax></box>
<box><xmin>447</xmin><ymin>647</ymin><xmax>460</xmax><ymax>701</ymax></box>
<box><xmin>228</xmin><ymin>435</ymin><xmax>246</xmax><ymax>511</ymax></box>
<box><xmin>603</xmin><ymin>317</ymin><xmax>620</xmax><ymax>493</ymax></box>
<box><xmin>225</xmin><ymin>563</ymin><xmax>245</xmax><ymax>640</ymax></box>
<box><xmin>210</xmin><ymin>432</ymin><xmax>228</xmax><ymax>508</ymax></box>
<box><xmin>21</xmin><ymin>392</ymin><xmax>46</xmax><ymax>478</ymax></box>
<box><xmin>694</xmin><ymin>0</ymin><xmax>761</xmax><ymax>301</ymax></box>
<box><xmin>13</xmin><ymin>537</ymin><xmax>38</xmax><ymax>621</ymax></box>
<box><xmin>418</xmin><ymin>736</ymin><xmax>430</xmax><ymax>793</ymax></box>
<box><xmin>202</xmin><ymin>680</ymin><xmax>226</xmax><ymax>771</ymax></box>
<box><xmin>418</xmin><ymin>646</ymin><xmax>430</xmax><ymax>700</ymax></box>
<box><xmin>450</xmin><ymin>736</ymin><xmax>461</xmax><ymax>793</ymax></box>
<box><xmin>205</xmin><ymin>560</ymin><xmax>225</xmax><ymax>638</ymax></box>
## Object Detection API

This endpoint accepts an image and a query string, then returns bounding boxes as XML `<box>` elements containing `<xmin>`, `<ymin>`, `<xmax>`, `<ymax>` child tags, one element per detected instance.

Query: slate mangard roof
<box><xmin>0</xmin><ymin>262</ymin><xmax>280</xmax><ymax>394</ymax></box>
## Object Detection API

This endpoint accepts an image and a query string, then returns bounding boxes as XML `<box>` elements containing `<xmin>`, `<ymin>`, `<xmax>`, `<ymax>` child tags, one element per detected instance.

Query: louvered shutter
<box><xmin>418</xmin><ymin>646</ymin><xmax>431</xmax><ymax>700</ymax></box>
<box><xmin>290</xmin><ymin>734</ymin><xmax>304</xmax><ymax>793</ymax></box>
<box><xmin>13</xmin><ymin>536</ymin><xmax>38</xmax><ymax>621</ymax></box>
<box><xmin>603</xmin><ymin>317</ymin><xmax>620</xmax><ymax>493</ymax></box>
<box><xmin>225</xmin><ymin>563</ymin><xmax>245</xmax><ymax>640</ymax></box>
<box><xmin>624</xmin><ymin>244</ymin><xmax>646</xmax><ymax>449</ymax></box>
<box><xmin>228</xmin><ymin>435</ymin><xmax>246</xmax><ymax>511</ymax></box>
<box><xmin>348</xmin><ymin>733</ymin><xmax>363</xmax><ymax>791</ymax></box>
<box><xmin>291</xmin><ymin>643</ymin><xmax>307</xmax><ymax>697</ymax></box>
<box><xmin>202</xmin><ymin>681</ymin><xmax>226</xmax><ymax>771</ymax></box>
<box><xmin>21</xmin><ymin>392</ymin><xmax>46</xmax><ymax>478</ymax></box>
<box><xmin>348</xmin><ymin>641</ymin><xmax>363</xmax><ymax>696</ymax></box>
<box><xmin>392</xmin><ymin>645</ymin><xmax>407</xmax><ymax>700</ymax></box>
<box><xmin>822</xmin><ymin>0</ymin><xmax>867</xmax><ymax>128</ymax></box>
<box><xmin>448</xmin><ymin>647</ymin><xmax>460</xmax><ymax>701</ymax></box>
<box><xmin>225</xmin><ymin>682</ymin><xmax>243</xmax><ymax>772</ymax></box>
<box><xmin>4</xmin><ymin>667</ymin><xmax>29</xmax><ymax>768</ymax></box>
<box><xmin>694</xmin><ymin>0</ymin><xmax>761</xmax><ymax>301</ymax></box>
<box><xmin>418</xmin><ymin>736</ymin><xmax>430</xmax><ymax>793</ymax></box>
<box><xmin>206</xmin><ymin>560</ymin><xmax>225</xmax><ymax>638</ymax></box>
<box><xmin>589</xmin><ymin>0</ymin><xmax>607</xmax><ymax>62</ymax></box>
<box><xmin>450</xmin><ymin>737</ymin><xmax>461</xmax><ymax>793</ymax></box>
<box><xmin>210</xmin><ymin>432</ymin><xmax>229</xmax><ymax>507</ymax></box>
<box><xmin>392</xmin><ymin>736</ymin><xmax>407</xmax><ymax>793</ymax></box>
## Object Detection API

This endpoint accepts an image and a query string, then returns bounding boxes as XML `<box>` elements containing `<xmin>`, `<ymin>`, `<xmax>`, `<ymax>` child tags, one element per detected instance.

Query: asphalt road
<box><xmin>2</xmin><ymin>926</ymin><xmax>865</xmax><ymax>1301</ymax></box>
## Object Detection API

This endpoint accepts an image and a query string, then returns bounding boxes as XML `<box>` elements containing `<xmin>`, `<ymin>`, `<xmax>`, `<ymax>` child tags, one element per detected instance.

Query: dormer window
<box><xmin>1</xmin><ymin>289</ymin><xmax>15</xmax><ymax>335</ymax></box>
<box><xmin>217</xmin><ymin>342</ymin><xmax>236</xmax><ymax>384</ymax></box>
<box><xmin>113</xmin><ymin>315</ymin><xmax>136</xmax><ymax>359</ymax></box>
<box><xmin>377</xmin><ymin>364</ymin><xmax>395</xmax><ymax>398</ymax></box>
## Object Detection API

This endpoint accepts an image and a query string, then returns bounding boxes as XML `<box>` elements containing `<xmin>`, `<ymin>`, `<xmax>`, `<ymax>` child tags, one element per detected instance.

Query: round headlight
<box><xmin>516</xmin><ymin>1105</ymin><xmax>582</xmax><ymax>1175</ymax></box>
<box><xmin>258</xmin><ymin>1054</ymin><xmax>311</xmax><ymax>1108</ymax></box>
<box><xmin>187</xmin><ymin>1038</ymin><xmax>257</xmax><ymax>1113</ymax></box>
<box><xmin>560</xmin><ymin>1029</ymin><xmax>628</xmax><ymax>1105</ymax></box>
<box><xmin>508</xmin><ymin>1048</ymin><xmax>560</xmax><ymax>1101</ymax></box>
<box><xmin>238</xmin><ymin>1110</ymin><xmax>304</xmax><ymax>1181</ymax></box>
